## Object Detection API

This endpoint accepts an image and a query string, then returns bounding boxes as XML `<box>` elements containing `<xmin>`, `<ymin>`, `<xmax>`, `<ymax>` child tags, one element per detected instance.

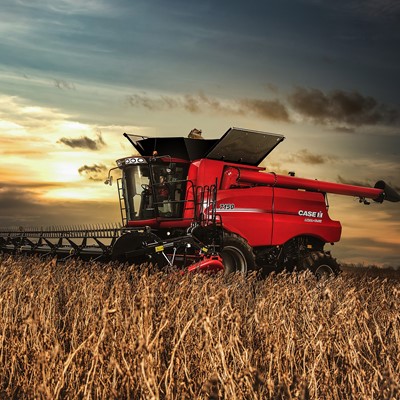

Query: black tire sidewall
<box><xmin>305</xmin><ymin>251</ymin><xmax>341</xmax><ymax>278</ymax></box>
<box><xmin>221</xmin><ymin>235</ymin><xmax>256</xmax><ymax>274</ymax></box>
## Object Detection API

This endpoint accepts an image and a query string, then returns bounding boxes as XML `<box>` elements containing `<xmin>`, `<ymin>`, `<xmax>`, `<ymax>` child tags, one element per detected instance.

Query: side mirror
<box><xmin>104</xmin><ymin>166</ymin><xmax>119</xmax><ymax>186</ymax></box>
<box><xmin>104</xmin><ymin>175</ymin><xmax>113</xmax><ymax>186</ymax></box>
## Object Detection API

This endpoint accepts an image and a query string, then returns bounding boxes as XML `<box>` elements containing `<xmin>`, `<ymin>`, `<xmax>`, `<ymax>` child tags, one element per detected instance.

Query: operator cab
<box><xmin>116</xmin><ymin>156</ymin><xmax>189</xmax><ymax>223</ymax></box>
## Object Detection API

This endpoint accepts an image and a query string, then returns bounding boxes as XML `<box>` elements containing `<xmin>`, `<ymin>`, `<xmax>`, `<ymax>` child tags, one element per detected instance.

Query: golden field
<box><xmin>0</xmin><ymin>254</ymin><xmax>399</xmax><ymax>399</ymax></box>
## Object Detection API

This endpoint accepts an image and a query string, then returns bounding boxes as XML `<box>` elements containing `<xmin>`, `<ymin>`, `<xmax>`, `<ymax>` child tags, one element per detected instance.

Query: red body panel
<box><xmin>271</xmin><ymin>188</ymin><xmax>341</xmax><ymax>245</ymax></box>
<box><xmin>214</xmin><ymin>186</ymin><xmax>341</xmax><ymax>247</ymax></box>
<box><xmin>214</xmin><ymin>187</ymin><xmax>274</xmax><ymax>247</ymax></box>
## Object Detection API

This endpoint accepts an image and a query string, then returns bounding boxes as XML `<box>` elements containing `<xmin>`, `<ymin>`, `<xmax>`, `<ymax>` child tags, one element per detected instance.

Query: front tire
<box><xmin>303</xmin><ymin>251</ymin><xmax>341</xmax><ymax>279</ymax></box>
<box><xmin>220</xmin><ymin>233</ymin><xmax>256</xmax><ymax>274</ymax></box>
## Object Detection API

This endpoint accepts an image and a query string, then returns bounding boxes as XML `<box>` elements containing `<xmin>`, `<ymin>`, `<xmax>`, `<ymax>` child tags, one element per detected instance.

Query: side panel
<box><xmin>215</xmin><ymin>187</ymin><xmax>274</xmax><ymax>247</ymax></box>
<box><xmin>272</xmin><ymin>188</ymin><xmax>341</xmax><ymax>245</ymax></box>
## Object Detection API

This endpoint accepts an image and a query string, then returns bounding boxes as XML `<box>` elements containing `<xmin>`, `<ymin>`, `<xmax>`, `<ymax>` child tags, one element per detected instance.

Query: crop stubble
<box><xmin>0</xmin><ymin>254</ymin><xmax>399</xmax><ymax>399</ymax></box>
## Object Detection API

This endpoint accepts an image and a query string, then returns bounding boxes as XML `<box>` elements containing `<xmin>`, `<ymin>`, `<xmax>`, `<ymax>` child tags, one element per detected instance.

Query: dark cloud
<box><xmin>0</xmin><ymin>182</ymin><xmax>65</xmax><ymax>190</ymax></box>
<box><xmin>335</xmin><ymin>236</ymin><xmax>400</xmax><ymax>268</ymax></box>
<box><xmin>78</xmin><ymin>164</ymin><xmax>108</xmax><ymax>181</ymax></box>
<box><xmin>337</xmin><ymin>175</ymin><xmax>372</xmax><ymax>187</ymax></box>
<box><xmin>238</xmin><ymin>98</ymin><xmax>290</xmax><ymax>122</ymax></box>
<box><xmin>0</xmin><ymin>188</ymin><xmax>42</xmax><ymax>210</ymax></box>
<box><xmin>126</xmin><ymin>94</ymin><xmax>178</xmax><ymax>111</ymax></box>
<box><xmin>127</xmin><ymin>88</ymin><xmax>399</xmax><ymax>127</ymax></box>
<box><xmin>190</xmin><ymin>92</ymin><xmax>235</xmax><ymax>114</ymax></box>
<box><xmin>0</xmin><ymin>186</ymin><xmax>120</xmax><ymax>228</ymax></box>
<box><xmin>347</xmin><ymin>0</ymin><xmax>400</xmax><ymax>20</ymax></box>
<box><xmin>264</xmin><ymin>162</ymin><xmax>291</xmax><ymax>176</ymax></box>
<box><xmin>182</xmin><ymin>94</ymin><xmax>200</xmax><ymax>113</ymax></box>
<box><xmin>288</xmin><ymin>87</ymin><xmax>399</xmax><ymax>127</ymax></box>
<box><xmin>126</xmin><ymin>92</ymin><xmax>237</xmax><ymax>114</ymax></box>
<box><xmin>58</xmin><ymin>132</ymin><xmax>105</xmax><ymax>150</ymax></box>
<box><xmin>127</xmin><ymin>92</ymin><xmax>290</xmax><ymax>122</ymax></box>
<box><xmin>334</xmin><ymin>126</ymin><xmax>356</xmax><ymax>133</ymax></box>
<box><xmin>1</xmin><ymin>150</ymin><xmax>48</xmax><ymax>157</ymax></box>
<box><xmin>265</xmin><ymin>83</ymin><xmax>279</xmax><ymax>93</ymax></box>
<box><xmin>54</xmin><ymin>79</ymin><xmax>76</xmax><ymax>90</ymax></box>
<box><xmin>286</xmin><ymin>149</ymin><xmax>337</xmax><ymax>165</ymax></box>
<box><xmin>338</xmin><ymin>177</ymin><xmax>400</xmax><ymax>196</ymax></box>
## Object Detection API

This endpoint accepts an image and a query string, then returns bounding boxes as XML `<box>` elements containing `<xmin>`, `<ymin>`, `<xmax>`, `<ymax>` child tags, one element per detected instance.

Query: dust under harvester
<box><xmin>1</xmin><ymin>128</ymin><xmax>399</xmax><ymax>276</ymax></box>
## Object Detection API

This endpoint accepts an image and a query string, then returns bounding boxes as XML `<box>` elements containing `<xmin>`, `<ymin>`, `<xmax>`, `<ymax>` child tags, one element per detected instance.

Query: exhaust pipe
<box><xmin>374</xmin><ymin>181</ymin><xmax>400</xmax><ymax>203</ymax></box>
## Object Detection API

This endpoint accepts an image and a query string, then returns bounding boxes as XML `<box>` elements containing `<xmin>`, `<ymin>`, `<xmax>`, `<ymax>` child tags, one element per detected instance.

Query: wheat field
<box><xmin>0</xmin><ymin>254</ymin><xmax>399</xmax><ymax>399</ymax></box>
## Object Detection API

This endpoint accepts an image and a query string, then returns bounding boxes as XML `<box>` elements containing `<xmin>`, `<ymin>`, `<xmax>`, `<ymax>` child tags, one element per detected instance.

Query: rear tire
<box><xmin>221</xmin><ymin>233</ymin><xmax>256</xmax><ymax>274</ymax></box>
<box><xmin>303</xmin><ymin>251</ymin><xmax>341</xmax><ymax>279</ymax></box>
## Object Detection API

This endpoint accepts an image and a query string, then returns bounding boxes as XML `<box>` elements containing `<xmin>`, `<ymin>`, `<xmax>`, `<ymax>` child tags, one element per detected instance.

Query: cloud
<box><xmin>0</xmin><ymin>185</ymin><xmax>61</xmax><ymax>224</ymax></box>
<box><xmin>337</xmin><ymin>175</ymin><xmax>400</xmax><ymax>192</ymax></box>
<box><xmin>0</xmin><ymin>188</ymin><xmax>42</xmax><ymax>218</ymax></box>
<box><xmin>127</xmin><ymin>92</ymin><xmax>290</xmax><ymax>122</ymax></box>
<box><xmin>126</xmin><ymin>93</ymin><xmax>178</xmax><ymax>111</ymax></box>
<box><xmin>126</xmin><ymin>92</ymin><xmax>235</xmax><ymax>114</ymax></box>
<box><xmin>325</xmin><ymin>194</ymin><xmax>400</xmax><ymax>266</ymax></box>
<box><xmin>288</xmin><ymin>87</ymin><xmax>399</xmax><ymax>127</ymax></box>
<box><xmin>334</xmin><ymin>126</ymin><xmax>356</xmax><ymax>133</ymax></box>
<box><xmin>58</xmin><ymin>132</ymin><xmax>105</xmax><ymax>150</ymax></box>
<box><xmin>346</xmin><ymin>0</ymin><xmax>400</xmax><ymax>20</ymax></box>
<box><xmin>265</xmin><ymin>83</ymin><xmax>279</xmax><ymax>93</ymax></box>
<box><xmin>0</xmin><ymin>182</ymin><xmax>65</xmax><ymax>191</ymax></box>
<box><xmin>263</xmin><ymin>161</ymin><xmax>291</xmax><ymax>176</ymax></box>
<box><xmin>238</xmin><ymin>98</ymin><xmax>290</xmax><ymax>122</ymax></box>
<box><xmin>15</xmin><ymin>0</ymin><xmax>109</xmax><ymax>15</ymax></box>
<box><xmin>78</xmin><ymin>164</ymin><xmax>108</xmax><ymax>181</ymax></box>
<box><xmin>288</xmin><ymin>149</ymin><xmax>337</xmax><ymax>165</ymax></box>
<box><xmin>54</xmin><ymin>79</ymin><xmax>76</xmax><ymax>90</ymax></box>
<box><xmin>0</xmin><ymin>149</ymin><xmax>46</xmax><ymax>158</ymax></box>
<box><xmin>0</xmin><ymin>95</ymin><xmax>68</xmax><ymax>131</ymax></box>
<box><xmin>185</xmin><ymin>92</ymin><xmax>237</xmax><ymax>114</ymax></box>
<box><xmin>336</xmin><ymin>236</ymin><xmax>400</xmax><ymax>268</ymax></box>
<box><xmin>0</xmin><ymin>186</ymin><xmax>119</xmax><ymax>228</ymax></box>
<box><xmin>337</xmin><ymin>175</ymin><xmax>373</xmax><ymax>187</ymax></box>
<box><xmin>127</xmin><ymin>88</ymin><xmax>399</xmax><ymax>127</ymax></box>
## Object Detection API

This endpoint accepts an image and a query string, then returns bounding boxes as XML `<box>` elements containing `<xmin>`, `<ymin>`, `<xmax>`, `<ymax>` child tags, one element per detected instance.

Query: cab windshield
<box><xmin>121</xmin><ymin>162</ymin><xmax>189</xmax><ymax>221</ymax></box>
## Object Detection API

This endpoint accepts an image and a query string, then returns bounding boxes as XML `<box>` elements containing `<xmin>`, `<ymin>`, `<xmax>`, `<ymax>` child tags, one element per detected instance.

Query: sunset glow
<box><xmin>0</xmin><ymin>0</ymin><xmax>399</xmax><ymax>266</ymax></box>
<box><xmin>53</xmin><ymin>162</ymin><xmax>81</xmax><ymax>182</ymax></box>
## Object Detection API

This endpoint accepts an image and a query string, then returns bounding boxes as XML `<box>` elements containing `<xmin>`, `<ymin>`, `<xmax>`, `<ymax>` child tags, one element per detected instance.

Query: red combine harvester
<box><xmin>1</xmin><ymin>128</ymin><xmax>399</xmax><ymax>276</ymax></box>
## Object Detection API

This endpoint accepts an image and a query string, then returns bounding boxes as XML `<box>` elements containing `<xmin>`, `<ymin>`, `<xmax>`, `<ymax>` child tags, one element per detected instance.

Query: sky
<box><xmin>0</xmin><ymin>0</ymin><xmax>399</xmax><ymax>267</ymax></box>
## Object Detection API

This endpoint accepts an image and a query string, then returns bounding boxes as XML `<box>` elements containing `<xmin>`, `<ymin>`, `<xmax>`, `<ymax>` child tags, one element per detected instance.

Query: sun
<box><xmin>53</xmin><ymin>162</ymin><xmax>81</xmax><ymax>182</ymax></box>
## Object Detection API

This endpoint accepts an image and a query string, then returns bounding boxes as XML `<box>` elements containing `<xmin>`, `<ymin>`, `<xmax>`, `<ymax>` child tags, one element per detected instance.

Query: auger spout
<box><xmin>374</xmin><ymin>181</ymin><xmax>400</xmax><ymax>203</ymax></box>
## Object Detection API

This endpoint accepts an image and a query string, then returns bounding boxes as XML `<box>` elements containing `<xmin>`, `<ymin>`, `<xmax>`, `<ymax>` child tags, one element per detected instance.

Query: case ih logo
<box><xmin>298</xmin><ymin>210</ymin><xmax>323</xmax><ymax>218</ymax></box>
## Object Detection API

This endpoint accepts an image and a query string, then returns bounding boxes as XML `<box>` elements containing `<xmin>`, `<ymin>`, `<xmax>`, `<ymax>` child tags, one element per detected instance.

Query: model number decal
<box><xmin>219</xmin><ymin>203</ymin><xmax>235</xmax><ymax>210</ymax></box>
